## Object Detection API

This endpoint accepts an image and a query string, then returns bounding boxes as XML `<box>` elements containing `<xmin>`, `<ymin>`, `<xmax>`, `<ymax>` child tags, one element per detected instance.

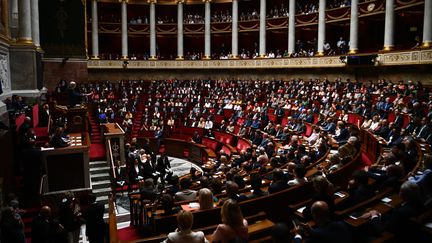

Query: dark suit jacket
<box><xmin>334</xmin><ymin>128</ymin><xmax>350</xmax><ymax>143</ymax></box>
<box><xmin>84</xmin><ymin>202</ymin><xmax>106</xmax><ymax>239</ymax></box>
<box><xmin>39</xmin><ymin>109</ymin><xmax>50</xmax><ymax>127</ymax></box>
<box><xmin>370</xmin><ymin>201</ymin><xmax>424</xmax><ymax>242</ymax></box>
<box><xmin>268</xmin><ymin>181</ymin><xmax>289</xmax><ymax>194</ymax></box>
<box><xmin>306</xmin><ymin>221</ymin><xmax>352</xmax><ymax>243</ymax></box>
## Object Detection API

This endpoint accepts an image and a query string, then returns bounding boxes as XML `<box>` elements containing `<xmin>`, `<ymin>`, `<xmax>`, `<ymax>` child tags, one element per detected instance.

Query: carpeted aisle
<box><xmin>89</xmin><ymin>113</ymin><xmax>106</xmax><ymax>161</ymax></box>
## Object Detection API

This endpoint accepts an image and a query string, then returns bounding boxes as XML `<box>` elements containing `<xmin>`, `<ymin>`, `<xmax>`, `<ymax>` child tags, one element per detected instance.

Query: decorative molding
<box><xmin>88</xmin><ymin>50</ymin><xmax>432</xmax><ymax>69</ymax></box>
<box><xmin>377</xmin><ymin>49</ymin><xmax>432</xmax><ymax>65</ymax></box>
<box><xmin>88</xmin><ymin>56</ymin><xmax>345</xmax><ymax>69</ymax></box>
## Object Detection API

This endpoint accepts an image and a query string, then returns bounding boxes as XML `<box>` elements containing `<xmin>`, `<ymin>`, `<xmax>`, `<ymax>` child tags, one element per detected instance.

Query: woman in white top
<box><xmin>164</xmin><ymin>211</ymin><xmax>208</xmax><ymax>243</ymax></box>
<box><xmin>368</xmin><ymin>115</ymin><xmax>381</xmax><ymax>131</ymax></box>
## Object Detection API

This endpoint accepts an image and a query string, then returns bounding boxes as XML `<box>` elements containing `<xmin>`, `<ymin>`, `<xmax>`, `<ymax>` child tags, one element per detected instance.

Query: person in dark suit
<box><xmin>31</xmin><ymin>206</ymin><xmax>64</xmax><ymax>243</ymax></box>
<box><xmin>191</xmin><ymin>131</ymin><xmax>202</xmax><ymax>144</ymax></box>
<box><xmin>341</xmin><ymin>170</ymin><xmax>375</xmax><ymax>209</ymax></box>
<box><xmin>49</xmin><ymin>127</ymin><xmax>70</xmax><ymax>148</ymax></box>
<box><xmin>156</xmin><ymin>153</ymin><xmax>171</xmax><ymax>183</ymax></box>
<box><xmin>362</xmin><ymin>181</ymin><xmax>425</xmax><ymax>242</ymax></box>
<box><xmin>84</xmin><ymin>194</ymin><xmax>106</xmax><ymax>243</ymax></box>
<box><xmin>67</xmin><ymin>81</ymin><xmax>83</xmax><ymax>107</ymax></box>
<box><xmin>322</xmin><ymin>118</ymin><xmax>336</xmax><ymax>135</ymax></box>
<box><xmin>293</xmin><ymin>201</ymin><xmax>352</xmax><ymax>243</ymax></box>
<box><xmin>139</xmin><ymin>178</ymin><xmax>158</xmax><ymax>202</ymax></box>
<box><xmin>129</xmin><ymin>157</ymin><xmax>144</xmax><ymax>183</ymax></box>
<box><xmin>114</xmin><ymin>161</ymin><xmax>128</xmax><ymax>187</ymax></box>
<box><xmin>38</xmin><ymin>103</ymin><xmax>51</xmax><ymax>127</ymax></box>
<box><xmin>374</xmin><ymin>119</ymin><xmax>391</xmax><ymax>138</ymax></box>
<box><xmin>333</xmin><ymin>121</ymin><xmax>350</xmax><ymax>144</ymax></box>
<box><xmin>268</xmin><ymin>168</ymin><xmax>289</xmax><ymax>194</ymax></box>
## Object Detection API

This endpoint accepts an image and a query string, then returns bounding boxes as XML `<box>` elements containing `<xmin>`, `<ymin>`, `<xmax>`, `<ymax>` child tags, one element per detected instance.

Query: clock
<box><xmin>367</xmin><ymin>3</ymin><xmax>376</xmax><ymax>12</ymax></box>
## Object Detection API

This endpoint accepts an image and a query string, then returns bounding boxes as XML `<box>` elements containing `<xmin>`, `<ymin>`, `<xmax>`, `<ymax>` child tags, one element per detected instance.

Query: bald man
<box><xmin>32</xmin><ymin>206</ymin><xmax>63</xmax><ymax>243</ymax></box>
<box><xmin>294</xmin><ymin>201</ymin><xmax>352</xmax><ymax>243</ymax></box>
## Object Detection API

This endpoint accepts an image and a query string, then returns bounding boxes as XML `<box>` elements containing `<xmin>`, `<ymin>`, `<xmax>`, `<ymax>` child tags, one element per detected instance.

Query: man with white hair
<box><xmin>67</xmin><ymin>81</ymin><xmax>90</xmax><ymax>107</ymax></box>
<box><xmin>338</xmin><ymin>136</ymin><xmax>358</xmax><ymax>161</ymax></box>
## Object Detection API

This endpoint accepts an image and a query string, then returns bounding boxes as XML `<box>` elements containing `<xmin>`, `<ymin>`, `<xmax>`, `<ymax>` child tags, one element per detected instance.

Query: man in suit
<box><xmin>67</xmin><ymin>81</ymin><xmax>90</xmax><ymax>107</ymax></box>
<box><xmin>31</xmin><ymin>206</ymin><xmax>64</xmax><ymax>243</ymax></box>
<box><xmin>39</xmin><ymin>104</ymin><xmax>51</xmax><ymax>127</ymax></box>
<box><xmin>293</xmin><ymin>201</ymin><xmax>352</xmax><ymax>243</ymax></box>
<box><xmin>84</xmin><ymin>194</ymin><xmax>106</xmax><ymax>243</ymax></box>
<box><xmin>274</xmin><ymin>105</ymin><xmax>285</xmax><ymax>124</ymax></box>
<box><xmin>268</xmin><ymin>168</ymin><xmax>289</xmax><ymax>194</ymax></box>
<box><xmin>49</xmin><ymin>127</ymin><xmax>70</xmax><ymax>148</ymax></box>
<box><xmin>414</xmin><ymin>117</ymin><xmax>431</xmax><ymax>140</ymax></box>
<box><xmin>322</xmin><ymin>118</ymin><xmax>336</xmax><ymax>135</ymax></box>
<box><xmin>362</xmin><ymin>181</ymin><xmax>424</xmax><ymax>242</ymax></box>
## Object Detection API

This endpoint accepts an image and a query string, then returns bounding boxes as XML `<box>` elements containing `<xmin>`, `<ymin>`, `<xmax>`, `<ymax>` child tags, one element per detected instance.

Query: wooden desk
<box><xmin>40</xmin><ymin>132</ymin><xmax>90</xmax><ymax>194</ymax></box>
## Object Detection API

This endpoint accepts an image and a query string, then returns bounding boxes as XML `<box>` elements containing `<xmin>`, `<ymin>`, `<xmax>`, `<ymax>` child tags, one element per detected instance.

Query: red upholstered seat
<box><xmin>304</xmin><ymin>123</ymin><xmax>312</xmax><ymax>137</ymax></box>
<box><xmin>221</xmin><ymin>145</ymin><xmax>231</xmax><ymax>156</ymax></box>
<box><xmin>32</xmin><ymin>105</ymin><xmax>49</xmax><ymax>139</ymax></box>
<box><xmin>202</xmin><ymin>137</ymin><xmax>218</xmax><ymax>151</ymax></box>
<box><xmin>15</xmin><ymin>114</ymin><xmax>26</xmax><ymax>132</ymax></box>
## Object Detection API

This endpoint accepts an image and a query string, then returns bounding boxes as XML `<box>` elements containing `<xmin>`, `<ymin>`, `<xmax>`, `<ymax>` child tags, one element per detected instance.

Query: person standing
<box><xmin>84</xmin><ymin>194</ymin><xmax>106</xmax><ymax>243</ymax></box>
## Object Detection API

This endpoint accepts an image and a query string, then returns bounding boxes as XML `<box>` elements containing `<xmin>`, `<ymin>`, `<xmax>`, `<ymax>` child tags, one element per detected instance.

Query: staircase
<box><xmin>89</xmin><ymin>161</ymin><xmax>111</xmax><ymax>206</ymax></box>
<box><xmin>88</xmin><ymin>114</ymin><xmax>106</xmax><ymax>161</ymax></box>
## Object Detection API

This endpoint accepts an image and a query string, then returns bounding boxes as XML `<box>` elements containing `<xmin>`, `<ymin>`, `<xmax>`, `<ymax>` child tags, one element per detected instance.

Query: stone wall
<box><xmin>43</xmin><ymin>58</ymin><xmax>88</xmax><ymax>89</ymax></box>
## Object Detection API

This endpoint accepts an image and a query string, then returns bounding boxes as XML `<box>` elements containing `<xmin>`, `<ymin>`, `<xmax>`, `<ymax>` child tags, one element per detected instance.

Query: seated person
<box><xmin>342</xmin><ymin>170</ymin><xmax>375</xmax><ymax>209</ymax></box>
<box><xmin>139</xmin><ymin>178</ymin><xmax>157</xmax><ymax>202</ymax></box>
<box><xmin>159</xmin><ymin>194</ymin><xmax>179</xmax><ymax>216</ymax></box>
<box><xmin>361</xmin><ymin>181</ymin><xmax>425</xmax><ymax>242</ymax></box>
<box><xmin>302</xmin><ymin>176</ymin><xmax>335</xmax><ymax>221</ymax></box>
<box><xmin>212</xmin><ymin>199</ymin><xmax>249</xmax><ymax>243</ymax></box>
<box><xmin>293</xmin><ymin>201</ymin><xmax>352</xmax><ymax>243</ymax></box>
<box><xmin>247</xmin><ymin>173</ymin><xmax>269</xmax><ymax>199</ymax></box>
<box><xmin>268</xmin><ymin>168</ymin><xmax>289</xmax><ymax>194</ymax></box>
<box><xmin>218</xmin><ymin>181</ymin><xmax>247</xmax><ymax>206</ymax></box>
<box><xmin>174</xmin><ymin>177</ymin><xmax>197</xmax><ymax>202</ymax></box>
<box><xmin>198</xmin><ymin>188</ymin><xmax>215</xmax><ymax>210</ymax></box>
<box><xmin>287</xmin><ymin>164</ymin><xmax>308</xmax><ymax>186</ymax></box>
<box><xmin>49</xmin><ymin>127</ymin><xmax>70</xmax><ymax>148</ymax></box>
<box><xmin>164</xmin><ymin>210</ymin><xmax>208</xmax><ymax>243</ymax></box>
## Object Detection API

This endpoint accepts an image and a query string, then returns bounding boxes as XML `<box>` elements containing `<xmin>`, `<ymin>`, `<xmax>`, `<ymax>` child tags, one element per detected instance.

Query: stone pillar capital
<box><xmin>148</xmin><ymin>0</ymin><xmax>157</xmax><ymax>4</ymax></box>
<box><xmin>177</xmin><ymin>0</ymin><xmax>185</xmax><ymax>4</ymax></box>
<box><xmin>203</xmin><ymin>0</ymin><xmax>212</xmax><ymax>3</ymax></box>
<box><xmin>119</xmin><ymin>0</ymin><xmax>128</xmax><ymax>3</ymax></box>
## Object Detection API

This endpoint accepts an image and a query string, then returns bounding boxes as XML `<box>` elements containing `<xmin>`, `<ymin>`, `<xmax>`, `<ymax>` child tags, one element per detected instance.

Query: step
<box><xmin>90</xmin><ymin>172</ymin><xmax>111</xmax><ymax>181</ymax></box>
<box><xmin>93</xmin><ymin>187</ymin><xmax>112</xmax><ymax>197</ymax></box>
<box><xmin>90</xmin><ymin>166</ymin><xmax>111</xmax><ymax>173</ymax></box>
<box><xmin>89</xmin><ymin>161</ymin><xmax>107</xmax><ymax>168</ymax></box>
<box><xmin>92</xmin><ymin>180</ymin><xmax>112</xmax><ymax>189</ymax></box>
<box><xmin>96</xmin><ymin>195</ymin><xmax>109</xmax><ymax>204</ymax></box>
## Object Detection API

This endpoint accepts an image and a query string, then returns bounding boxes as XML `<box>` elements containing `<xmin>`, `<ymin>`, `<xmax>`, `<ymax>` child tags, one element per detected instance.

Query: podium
<box><xmin>103</xmin><ymin>123</ymin><xmax>126</xmax><ymax>166</ymax></box>
<box><xmin>53</xmin><ymin>105</ymin><xmax>89</xmax><ymax>133</ymax></box>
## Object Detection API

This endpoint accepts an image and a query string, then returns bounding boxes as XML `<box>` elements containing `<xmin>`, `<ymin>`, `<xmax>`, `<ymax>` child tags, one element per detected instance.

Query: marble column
<box><xmin>288</xmin><ymin>0</ymin><xmax>296</xmax><ymax>55</ymax></box>
<box><xmin>121</xmin><ymin>0</ymin><xmax>128</xmax><ymax>59</ymax></box>
<box><xmin>204</xmin><ymin>0</ymin><xmax>211</xmax><ymax>59</ymax></box>
<box><xmin>18</xmin><ymin>0</ymin><xmax>32</xmax><ymax>44</ymax></box>
<box><xmin>383</xmin><ymin>0</ymin><xmax>394</xmax><ymax>51</ymax></box>
<box><xmin>149</xmin><ymin>0</ymin><xmax>157</xmax><ymax>59</ymax></box>
<box><xmin>348</xmin><ymin>0</ymin><xmax>358</xmax><ymax>54</ymax></box>
<box><xmin>91</xmin><ymin>0</ymin><xmax>99</xmax><ymax>59</ymax></box>
<box><xmin>231</xmin><ymin>0</ymin><xmax>238</xmax><ymax>58</ymax></box>
<box><xmin>316</xmin><ymin>0</ymin><xmax>326</xmax><ymax>56</ymax></box>
<box><xmin>31</xmin><ymin>0</ymin><xmax>40</xmax><ymax>49</ymax></box>
<box><xmin>9</xmin><ymin>0</ymin><xmax>18</xmax><ymax>39</ymax></box>
<box><xmin>177</xmin><ymin>0</ymin><xmax>184</xmax><ymax>59</ymax></box>
<box><xmin>259</xmin><ymin>0</ymin><xmax>266</xmax><ymax>57</ymax></box>
<box><xmin>422</xmin><ymin>0</ymin><xmax>432</xmax><ymax>48</ymax></box>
